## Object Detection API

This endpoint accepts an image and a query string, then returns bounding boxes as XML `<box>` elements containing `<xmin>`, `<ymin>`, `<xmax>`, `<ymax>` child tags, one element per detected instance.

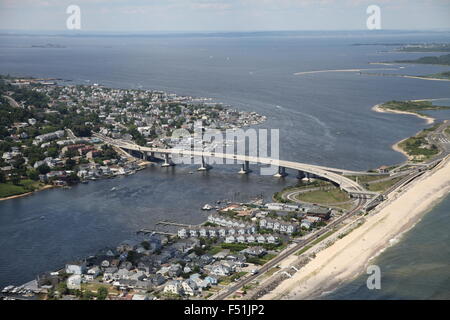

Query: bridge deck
<box><xmin>95</xmin><ymin>134</ymin><xmax>373</xmax><ymax>195</ymax></box>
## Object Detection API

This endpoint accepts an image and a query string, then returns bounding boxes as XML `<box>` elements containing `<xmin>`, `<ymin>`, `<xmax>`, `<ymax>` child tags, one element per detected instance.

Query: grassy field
<box><xmin>345</xmin><ymin>174</ymin><xmax>387</xmax><ymax>184</ymax></box>
<box><xmin>219</xmin><ymin>271</ymin><xmax>248</xmax><ymax>285</ymax></box>
<box><xmin>296</xmin><ymin>187</ymin><xmax>351</xmax><ymax>205</ymax></box>
<box><xmin>295</xmin><ymin>229</ymin><xmax>337</xmax><ymax>256</ymax></box>
<box><xmin>393</xmin><ymin>124</ymin><xmax>441</xmax><ymax>162</ymax></box>
<box><xmin>398</xmin><ymin>136</ymin><xmax>439</xmax><ymax>162</ymax></box>
<box><xmin>366</xmin><ymin>177</ymin><xmax>403</xmax><ymax>192</ymax></box>
<box><xmin>81</xmin><ymin>283</ymin><xmax>119</xmax><ymax>295</ymax></box>
<box><xmin>0</xmin><ymin>179</ymin><xmax>43</xmax><ymax>198</ymax></box>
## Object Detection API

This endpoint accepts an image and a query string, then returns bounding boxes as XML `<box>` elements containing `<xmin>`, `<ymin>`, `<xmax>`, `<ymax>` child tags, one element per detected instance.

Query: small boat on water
<box><xmin>111</xmin><ymin>187</ymin><xmax>117</xmax><ymax>191</ymax></box>
<box><xmin>202</xmin><ymin>204</ymin><xmax>213</xmax><ymax>211</ymax></box>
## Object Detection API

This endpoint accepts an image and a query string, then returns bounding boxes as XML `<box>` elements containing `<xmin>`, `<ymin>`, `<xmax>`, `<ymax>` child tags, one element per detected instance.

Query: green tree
<box><xmin>82</xmin><ymin>290</ymin><xmax>95</xmax><ymax>300</ymax></box>
<box><xmin>66</xmin><ymin>172</ymin><xmax>80</xmax><ymax>185</ymax></box>
<box><xmin>65</xmin><ymin>158</ymin><xmax>76</xmax><ymax>170</ymax></box>
<box><xmin>37</xmin><ymin>164</ymin><xmax>51</xmax><ymax>175</ymax></box>
<box><xmin>46</xmin><ymin>146</ymin><xmax>59</xmax><ymax>158</ymax></box>
<box><xmin>10</xmin><ymin>172</ymin><xmax>20</xmax><ymax>185</ymax></box>
<box><xmin>57</xmin><ymin>282</ymin><xmax>69</xmax><ymax>295</ymax></box>
<box><xmin>97</xmin><ymin>287</ymin><xmax>108</xmax><ymax>300</ymax></box>
<box><xmin>27</xmin><ymin>169</ymin><xmax>39</xmax><ymax>181</ymax></box>
<box><xmin>64</xmin><ymin>148</ymin><xmax>77</xmax><ymax>158</ymax></box>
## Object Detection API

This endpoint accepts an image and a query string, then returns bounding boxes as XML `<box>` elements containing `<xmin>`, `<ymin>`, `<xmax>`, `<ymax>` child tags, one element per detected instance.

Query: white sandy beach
<box><xmin>391</xmin><ymin>137</ymin><xmax>413</xmax><ymax>161</ymax></box>
<box><xmin>372</xmin><ymin>103</ymin><xmax>435</xmax><ymax>124</ymax></box>
<box><xmin>401</xmin><ymin>75</ymin><xmax>450</xmax><ymax>82</ymax></box>
<box><xmin>262</xmin><ymin>156</ymin><xmax>450</xmax><ymax>300</ymax></box>
<box><xmin>293</xmin><ymin>68</ymin><xmax>398</xmax><ymax>75</ymax></box>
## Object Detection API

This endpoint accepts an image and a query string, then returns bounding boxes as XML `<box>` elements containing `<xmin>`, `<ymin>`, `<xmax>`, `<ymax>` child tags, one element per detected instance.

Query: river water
<box><xmin>0</xmin><ymin>30</ymin><xmax>449</xmax><ymax>295</ymax></box>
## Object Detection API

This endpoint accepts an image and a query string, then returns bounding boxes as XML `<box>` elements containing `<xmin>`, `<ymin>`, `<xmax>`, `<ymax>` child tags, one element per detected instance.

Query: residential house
<box><xmin>67</xmin><ymin>275</ymin><xmax>82</xmax><ymax>290</ymax></box>
<box><xmin>65</xmin><ymin>262</ymin><xmax>86</xmax><ymax>275</ymax></box>
<box><xmin>225</xmin><ymin>235</ymin><xmax>236</xmax><ymax>244</ymax></box>
<box><xmin>163</xmin><ymin>280</ymin><xmax>183</xmax><ymax>296</ymax></box>
<box><xmin>181</xmin><ymin>279</ymin><xmax>198</xmax><ymax>296</ymax></box>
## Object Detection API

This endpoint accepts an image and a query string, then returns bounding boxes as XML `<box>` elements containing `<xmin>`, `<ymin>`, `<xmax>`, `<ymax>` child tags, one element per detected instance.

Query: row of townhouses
<box><xmin>259</xmin><ymin>218</ymin><xmax>297</xmax><ymax>234</ymax></box>
<box><xmin>33</xmin><ymin>130</ymin><xmax>65</xmax><ymax>145</ymax></box>
<box><xmin>224</xmin><ymin>234</ymin><xmax>278</xmax><ymax>244</ymax></box>
<box><xmin>178</xmin><ymin>225</ymin><xmax>256</xmax><ymax>239</ymax></box>
<box><xmin>207</xmin><ymin>214</ymin><xmax>255</xmax><ymax>229</ymax></box>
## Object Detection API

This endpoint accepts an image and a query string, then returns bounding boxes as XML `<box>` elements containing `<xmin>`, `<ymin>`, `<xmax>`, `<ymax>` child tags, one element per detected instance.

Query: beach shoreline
<box><xmin>0</xmin><ymin>184</ymin><xmax>55</xmax><ymax>202</ymax></box>
<box><xmin>372</xmin><ymin>103</ymin><xmax>435</xmax><ymax>124</ymax></box>
<box><xmin>261</xmin><ymin>156</ymin><xmax>450</xmax><ymax>300</ymax></box>
<box><xmin>391</xmin><ymin>137</ymin><xmax>411</xmax><ymax>161</ymax></box>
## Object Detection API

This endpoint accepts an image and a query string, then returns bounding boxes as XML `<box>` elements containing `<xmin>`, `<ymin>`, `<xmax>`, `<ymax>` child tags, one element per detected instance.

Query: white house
<box><xmin>199</xmin><ymin>228</ymin><xmax>208</xmax><ymax>237</ymax></box>
<box><xmin>178</xmin><ymin>228</ymin><xmax>188</xmax><ymax>238</ymax></box>
<box><xmin>189</xmin><ymin>229</ymin><xmax>198</xmax><ymax>238</ymax></box>
<box><xmin>210</xmin><ymin>264</ymin><xmax>231</xmax><ymax>276</ymax></box>
<box><xmin>65</xmin><ymin>262</ymin><xmax>86</xmax><ymax>275</ymax></box>
<box><xmin>225</xmin><ymin>236</ymin><xmax>236</xmax><ymax>244</ymax></box>
<box><xmin>67</xmin><ymin>274</ymin><xmax>82</xmax><ymax>290</ymax></box>
<box><xmin>181</xmin><ymin>279</ymin><xmax>198</xmax><ymax>296</ymax></box>
<box><xmin>301</xmin><ymin>220</ymin><xmax>312</xmax><ymax>230</ymax></box>
<box><xmin>266</xmin><ymin>235</ymin><xmax>278</xmax><ymax>244</ymax></box>
<box><xmin>163</xmin><ymin>280</ymin><xmax>183</xmax><ymax>296</ymax></box>
<box><xmin>256</xmin><ymin>235</ymin><xmax>266</xmax><ymax>244</ymax></box>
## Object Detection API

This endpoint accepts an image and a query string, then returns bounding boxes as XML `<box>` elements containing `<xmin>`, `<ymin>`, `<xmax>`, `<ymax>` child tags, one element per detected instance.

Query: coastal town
<box><xmin>0</xmin><ymin>75</ymin><xmax>265</xmax><ymax>199</ymax></box>
<box><xmin>1</xmin><ymin>73</ymin><xmax>450</xmax><ymax>301</ymax></box>
<box><xmin>1</xmin><ymin>197</ymin><xmax>335</xmax><ymax>300</ymax></box>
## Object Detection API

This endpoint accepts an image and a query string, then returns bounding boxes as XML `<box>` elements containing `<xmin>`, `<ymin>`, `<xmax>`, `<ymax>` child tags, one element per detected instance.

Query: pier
<box><xmin>137</xmin><ymin>229</ymin><xmax>176</xmax><ymax>236</ymax></box>
<box><xmin>155</xmin><ymin>220</ymin><xmax>194</xmax><ymax>228</ymax></box>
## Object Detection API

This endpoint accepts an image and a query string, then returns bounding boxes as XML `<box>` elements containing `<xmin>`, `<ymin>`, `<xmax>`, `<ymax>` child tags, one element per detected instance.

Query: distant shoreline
<box><xmin>0</xmin><ymin>184</ymin><xmax>55</xmax><ymax>202</ymax></box>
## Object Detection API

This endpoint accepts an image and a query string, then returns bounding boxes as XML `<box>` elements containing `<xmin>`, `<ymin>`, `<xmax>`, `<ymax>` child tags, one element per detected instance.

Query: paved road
<box><xmin>212</xmin><ymin>152</ymin><xmax>446</xmax><ymax>300</ymax></box>
<box><xmin>95</xmin><ymin>134</ymin><xmax>371</xmax><ymax>194</ymax></box>
<box><xmin>428</xmin><ymin>120</ymin><xmax>450</xmax><ymax>156</ymax></box>
<box><xmin>211</xmin><ymin>198</ymin><xmax>367</xmax><ymax>300</ymax></box>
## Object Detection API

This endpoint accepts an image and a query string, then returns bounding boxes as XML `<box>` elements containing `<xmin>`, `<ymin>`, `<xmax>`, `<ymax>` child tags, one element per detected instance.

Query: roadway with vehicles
<box><xmin>211</xmin><ymin>197</ymin><xmax>367</xmax><ymax>300</ymax></box>
<box><xmin>94</xmin><ymin>133</ymin><xmax>376</xmax><ymax>197</ymax></box>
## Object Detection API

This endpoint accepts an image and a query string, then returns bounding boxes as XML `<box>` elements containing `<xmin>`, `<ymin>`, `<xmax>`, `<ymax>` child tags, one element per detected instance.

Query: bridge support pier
<box><xmin>238</xmin><ymin>161</ymin><xmax>252</xmax><ymax>174</ymax></box>
<box><xmin>274</xmin><ymin>166</ymin><xmax>287</xmax><ymax>177</ymax></box>
<box><xmin>161</xmin><ymin>153</ymin><xmax>174</xmax><ymax>167</ymax></box>
<box><xmin>198</xmin><ymin>156</ymin><xmax>212</xmax><ymax>171</ymax></box>
<box><xmin>296</xmin><ymin>170</ymin><xmax>306</xmax><ymax>179</ymax></box>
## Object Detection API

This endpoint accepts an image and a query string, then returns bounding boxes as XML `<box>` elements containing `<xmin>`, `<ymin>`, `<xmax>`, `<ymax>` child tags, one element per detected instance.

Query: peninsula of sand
<box><xmin>262</xmin><ymin>155</ymin><xmax>450</xmax><ymax>300</ymax></box>
<box><xmin>372</xmin><ymin>103</ymin><xmax>435</xmax><ymax>124</ymax></box>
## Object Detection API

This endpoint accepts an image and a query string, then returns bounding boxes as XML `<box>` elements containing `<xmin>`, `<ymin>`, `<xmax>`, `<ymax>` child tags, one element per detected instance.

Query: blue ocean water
<box><xmin>323</xmin><ymin>195</ymin><xmax>450</xmax><ymax>300</ymax></box>
<box><xmin>0</xmin><ymin>31</ymin><xmax>449</xmax><ymax>295</ymax></box>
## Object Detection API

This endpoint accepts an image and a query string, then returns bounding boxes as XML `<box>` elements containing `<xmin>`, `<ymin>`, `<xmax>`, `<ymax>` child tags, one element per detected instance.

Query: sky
<box><xmin>0</xmin><ymin>0</ymin><xmax>449</xmax><ymax>32</ymax></box>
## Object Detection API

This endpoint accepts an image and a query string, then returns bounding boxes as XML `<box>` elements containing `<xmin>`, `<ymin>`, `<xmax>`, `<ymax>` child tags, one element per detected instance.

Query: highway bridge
<box><xmin>95</xmin><ymin>133</ymin><xmax>380</xmax><ymax>199</ymax></box>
